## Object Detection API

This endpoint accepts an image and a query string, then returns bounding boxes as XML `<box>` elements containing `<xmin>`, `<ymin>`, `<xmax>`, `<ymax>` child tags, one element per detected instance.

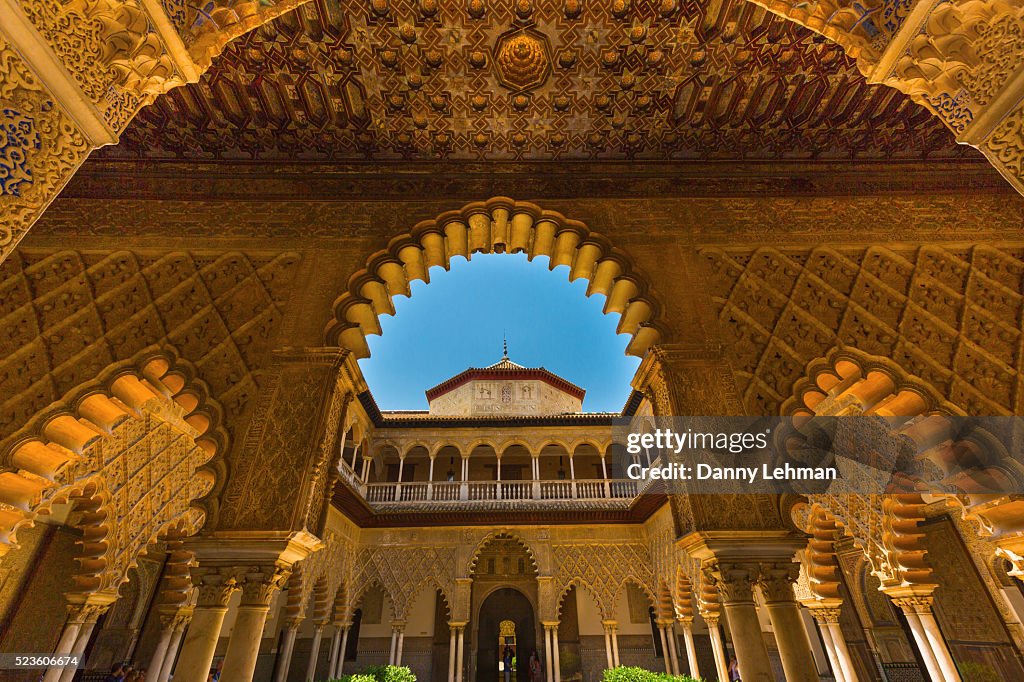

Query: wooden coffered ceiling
<box><xmin>96</xmin><ymin>0</ymin><xmax>971</xmax><ymax>163</ymax></box>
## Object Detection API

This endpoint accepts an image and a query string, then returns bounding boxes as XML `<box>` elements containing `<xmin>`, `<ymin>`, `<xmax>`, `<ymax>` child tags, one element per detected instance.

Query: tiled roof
<box><xmin>425</xmin><ymin>354</ymin><xmax>585</xmax><ymax>401</ymax></box>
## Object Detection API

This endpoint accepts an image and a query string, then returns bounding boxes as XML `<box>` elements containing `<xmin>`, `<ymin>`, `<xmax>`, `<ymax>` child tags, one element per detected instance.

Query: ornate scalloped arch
<box><xmin>609</xmin><ymin>575</ymin><xmax>658</xmax><ymax>620</ymax></box>
<box><xmin>784</xmin><ymin>346</ymin><xmax>955</xmax><ymax>589</ymax></box>
<box><xmin>324</xmin><ymin>198</ymin><xmax>667</xmax><ymax>359</ymax></box>
<box><xmin>555</xmin><ymin>578</ymin><xmax>605</xmax><ymax>620</ymax></box>
<box><xmin>467</xmin><ymin>530</ymin><xmax>540</xmax><ymax>576</ymax></box>
<box><xmin>0</xmin><ymin>348</ymin><xmax>228</xmax><ymax>600</ymax></box>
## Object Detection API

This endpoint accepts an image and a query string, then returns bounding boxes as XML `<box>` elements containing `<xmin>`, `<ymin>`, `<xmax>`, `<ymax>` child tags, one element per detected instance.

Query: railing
<box><xmin>358</xmin><ymin>479</ymin><xmax>644</xmax><ymax>506</ymax></box>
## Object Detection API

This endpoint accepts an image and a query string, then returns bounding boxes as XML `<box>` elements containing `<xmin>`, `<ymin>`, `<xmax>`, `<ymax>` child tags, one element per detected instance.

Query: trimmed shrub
<box><xmin>331</xmin><ymin>674</ymin><xmax>377</xmax><ymax>682</ymax></box>
<box><xmin>601</xmin><ymin>666</ymin><xmax>703</xmax><ymax>682</ymax></box>
<box><xmin>329</xmin><ymin>664</ymin><xmax>416</xmax><ymax>682</ymax></box>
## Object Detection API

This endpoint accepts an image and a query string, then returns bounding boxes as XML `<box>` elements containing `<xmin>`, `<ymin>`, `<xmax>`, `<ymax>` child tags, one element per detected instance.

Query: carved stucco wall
<box><xmin>703</xmin><ymin>244</ymin><xmax>1024</xmax><ymax>416</ymax></box>
<box><xmin>0</xmin><ymin>35</ymin><xmax>91</xmax><ymax>267</ymax></box>
<box><xmin>6</xmin><ymin>0</ymin><xmax>1024</xmax><ymax>273</ymax></box>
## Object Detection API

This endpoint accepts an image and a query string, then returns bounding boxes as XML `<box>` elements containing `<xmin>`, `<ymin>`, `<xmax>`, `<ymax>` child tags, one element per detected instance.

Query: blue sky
<box><xmin>359</xmin><ymin>253</ymin><xmax>641</xmax><ymax>412</ymax></box>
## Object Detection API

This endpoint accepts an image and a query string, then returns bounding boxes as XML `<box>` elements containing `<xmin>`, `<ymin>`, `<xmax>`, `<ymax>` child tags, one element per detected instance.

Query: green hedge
<box><xmin>602</xmin><ymin>665</ymin><xmax>704</xmax><ymax>682</ymax></box>
<box><xmin>329</xmin><ymin>664</ymin><xmax>416</xmax><ymax>682</ymax></box>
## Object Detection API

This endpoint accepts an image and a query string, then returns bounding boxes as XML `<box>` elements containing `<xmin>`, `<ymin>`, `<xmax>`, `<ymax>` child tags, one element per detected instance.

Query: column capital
<box><xmin>158</xmin><ymin>605</ymin><xmax>194</xmax><ymax>629</ymax></box>
<box><xmin>890</xmin><ymin>594</ymin><xmax>935</xmax><ymax>615</ymax></box>
<box><xmin>757</xmin><ymin>561</ymin><xmax>801</xmax><ymax>603</ymax></box>
<box><xmin>706</xmin><ymin>561</ymin><xmax>760</xmax><ymax>604</ymax></box>
<box><xmin>190</xmin><ymin>567</ymin><xmax>243</xmax><ymax>608</ymax></box>
<box><xmin>65</xmin><ymin>598</ymin><xmax>114</xmax><ymax>624</ymax></box>
<box><xmin>700</xmin><ymin>612</ymin><xmax>720</xmax><ymax>628</ymax></box>
<box><xmin>237</xmin><ymin>564</ymin><xmax>291</xmax><ymax>607</ymax></box>
<box><xmin>808</xmin><ymin>606</ymin><xmax>843</xmax><ymax>625</ymax></box>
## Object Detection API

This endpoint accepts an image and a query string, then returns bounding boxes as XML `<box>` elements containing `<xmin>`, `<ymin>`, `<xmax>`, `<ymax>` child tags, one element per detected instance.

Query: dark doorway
<box><xmin>477</xmin><ymin>588</ymin><xmax>536</xmax><ymax>682</ymax></box>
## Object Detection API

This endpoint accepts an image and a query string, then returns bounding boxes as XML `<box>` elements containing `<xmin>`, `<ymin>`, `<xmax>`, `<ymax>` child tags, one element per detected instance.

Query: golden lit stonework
<box><xmin>493</xmin><ymin>27</ymin><xmax>552</xmax><ymax>93</ymax></box>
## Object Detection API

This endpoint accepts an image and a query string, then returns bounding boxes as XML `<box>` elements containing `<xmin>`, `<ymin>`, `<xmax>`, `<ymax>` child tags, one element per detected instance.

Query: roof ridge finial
<box><xmin>503</xmin><ymin>331</ymin><xmax>508</xmax><ymax>359</ymax></box>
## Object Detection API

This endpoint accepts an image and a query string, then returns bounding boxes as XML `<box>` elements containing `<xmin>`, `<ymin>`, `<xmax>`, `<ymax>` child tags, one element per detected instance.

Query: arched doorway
<box><xmin>477</xmin><ymin>588</ymin><xmax>536</xmax><ymax>682</ymax></box>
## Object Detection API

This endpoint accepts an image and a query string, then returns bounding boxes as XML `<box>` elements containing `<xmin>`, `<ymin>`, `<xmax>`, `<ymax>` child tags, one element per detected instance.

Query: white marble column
<box><xmin>657</xmin><ymin>625</ymin><xmax>671</xmax><ymax>673</ymax></box>
<box><xmin>665</xmin><ymin>623</ymin><xmax>680</xmax><ymax>675</ymax></box>
<box><xmin>809</xmin><ymin>606</ymin><xmax>857</xmax><ymax>682</ymax></box>
<box><xmin>158</xmin><ymin>615</ymin><xmax>190</xmax><ymax>682</ymax></box>
<box><xmin>335</xmin><ymin>625</ymin><xmax>351</xmax><ymax>678</ymax></box>
<box><xmin>173</xmin><ymin>573</ymin><xmax>239</xmax><ymax>682</ymax></box>
<box><xmin>717</xmin><ymin>563</ymin><xmax>772</xmax><ymax>682</ymax></box>
<box><xmin>544</xmin><ymin>626</ymin><xmax>554</xmax><ymax>682</ymax></box>
<box><xmin>759</xmin><ymin>563</ymin><xmax>817</xmax><ymax>682</ymax></box>
<box><xmin>43</xmin><ymin>615</ymin><xmax>83</xmax><ymax>682</ymax></box>
<box><xmin>395</xmin><ymin>623</ymin><xmax>406</xmax><ymax>666</ymax></box>
<box><xmin>273</xmin><ymin>620</ymin><xmax>301</xmax><ymax>682</ymax></box>
<box><xmin>815</xmin><ymin>616</ymin><xmax>846</xmax><ymax>682</ymax></box>
<box><xmin>305</xmin><ymin>622</ymin><xmax>325</xmax><ymax>681</ymax></box>
<box><xmin>702</xmin><ymin>613</ymin><xmax>729</xmax><ymax>682</ymax></box>
<box><xmin>679</xmin><ymin>619</ymin><xmax>699</xmax><ymax>678</ymax></box>
<box><xmin>327</xmin><ymin>627</ymin><xmax>342</xmax><ymax>681</ymax></box>
<box><xmin>145</xmin><ymin>614</ymin><xmax>178</xmax><ymax>682</ymax></box>
<box><xmin>220</xmin><ymin>569</ymin><xmax>288</xmax><ymax>682</ymax></box>
<box><xmin>448</xmin><ymin>625</ymin><xmax>458</xmax><ymax>682</ymax></box>
<box><xmin>827</xmin><ymin>619</ymin><xmax>858</xmax><ymax>682</ymax></box>
<box><xmin>902</xmin><ymin>607</ymin><xmax>943</xmax><ymax>681</ymax></box>
<box><xmin>56</xmin><ymin>605</ymin><xmax>105</xmax><ymax>682</ymax></box>
<box><xmin>608</xmin><ymin>621</ymin><xmax>620</xmax><ymax>667</ymax></box>
<box><xmin>552</xmin><ymin>624</ymin><xmax>561</xmax><ymax>682</ymax></box>
<box><xmin>893</xmin><ymin>595</ymin><xmax>961</xmax><ymax>682</ymax></box>
<box><xmin>602</xmin><ymin>624</ymin><xmax>614</xmax><ymax>670</ymax></box>
<box><xmin>455</xmin><ymin>626</ymin><xmax>465</xmax><ymax>682</ymax></box>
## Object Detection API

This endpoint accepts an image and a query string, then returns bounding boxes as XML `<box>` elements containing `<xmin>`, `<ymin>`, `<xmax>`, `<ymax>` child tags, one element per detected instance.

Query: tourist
<box><xmin>503</xmin><ymin>645</ymin><xmax>514</xmax><ymax>682</ymax></box>
<box><xmin>529</xmin><ymin>650</ymin><xmax>542</xmax><ymax>682</ymax></box>
<box><xmin>728</xmin><ymin>657</ymin><xmax>740</xmax><ymax>681</ymax></box>
<box><xmin>104</xmin><ymin>663</ymin><xmax>125</xmax><ymax>682</ymax></box>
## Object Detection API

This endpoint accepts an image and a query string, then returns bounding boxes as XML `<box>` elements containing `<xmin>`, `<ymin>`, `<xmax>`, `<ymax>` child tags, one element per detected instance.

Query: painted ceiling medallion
<box><xmin>493</xmin><ymin>26</ymin><xmax>552</xmax><ymax>93</ymax></box>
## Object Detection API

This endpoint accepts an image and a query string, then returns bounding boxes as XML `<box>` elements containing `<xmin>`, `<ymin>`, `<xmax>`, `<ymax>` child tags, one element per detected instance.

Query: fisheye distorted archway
<box><xmin>326</xmin><ymin>199</ymin><xmax>667</xmax><ymax>361</ymax></box>
<box><xmin>330</xmin><ymin>199</ymin><xmax>665</xmax><ymax>412</ymax></box>
<box><xmin>358</xmin><ymin>252</ymin><xmax>642</xmax><ymax>412</ymax></box>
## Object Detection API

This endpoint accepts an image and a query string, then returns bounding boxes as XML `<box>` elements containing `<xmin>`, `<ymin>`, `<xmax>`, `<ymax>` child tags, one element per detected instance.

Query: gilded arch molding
<box><xmin>0</xmin><ymin>349</ymin><xmax>228</xmax><ymax>602</ymax></box>
<box><xmin>324</xmin><ymin>197</ymin><xmax>668</xmax><ymax>360</ymax></box>
<box><xmin>787</xmin><ymin>346</ymin><xmax>1024</xmax><ymax>587</ymax></box>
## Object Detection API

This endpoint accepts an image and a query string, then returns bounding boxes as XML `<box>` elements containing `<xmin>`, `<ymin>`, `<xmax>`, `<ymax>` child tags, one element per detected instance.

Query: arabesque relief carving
<box><xmin>703</xmin><ymin>244</ymin><xmax>1024</xmax><ymax>416</ymax></box>
<box><xmin>748</xmin><ymin>0</ymin><xmax>1024</xmax><ymax>191</ymax></box>
<box><xmin>0</xmin><ymin>350</ymin><xmax>226</xmax><ymax>607</ymax></box>
<box><xmin>0</xmin><ymin>249</ymin><xmax>300</xmax><ymax>445</ymax></box>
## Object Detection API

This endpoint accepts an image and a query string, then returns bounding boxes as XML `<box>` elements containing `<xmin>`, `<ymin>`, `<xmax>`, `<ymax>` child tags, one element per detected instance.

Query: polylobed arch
<box><xmin>674</xmin><ymin>569</ymin><xmax>695</xmax><ymax>621</ymax></box>
<box><xmin>655</xmin><ymin>579</ymin><xmax>676</xmax><ymax>621</ymax></box>
<box><xmin>784</xmin><ymin>346</ymin><xmax>1024</xmax><ymax>592</ymax></box>
<box><xmin>0</xmin><ymin>349</ymin><xmax>227</xmax><ymax>600</ymax></box>
<box><xmin>323</xmin><ymin>198</ymin><xmax>668</xmax><ymax>359</ymax></box>
<box><xmin>406</xmin><ymin>579</ymin><xmax>453</xmax><ymax>622</ymax></box>
<box><xmin>609</xmin><ymin>576</ymin><xmax>658</xmax><ymax>622</ymax></box>
<box><xmin>308</xmin><ymin>576</ymin><xmax>333</xmax><ymax>624</ymax></box>
<box><xmin>467</xmin><ymin>530</ymin><xmax>540</xmax><ymax>577</ymax></box>
<box><xmin>351</xmin><ymin>580</ymin><xmax>397</xmax><ymax>623</ymax></box>
<box><xmin>556</xmin><ymin>579</ymin><xmax>605</xmax><ymax>621</ymax></box>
